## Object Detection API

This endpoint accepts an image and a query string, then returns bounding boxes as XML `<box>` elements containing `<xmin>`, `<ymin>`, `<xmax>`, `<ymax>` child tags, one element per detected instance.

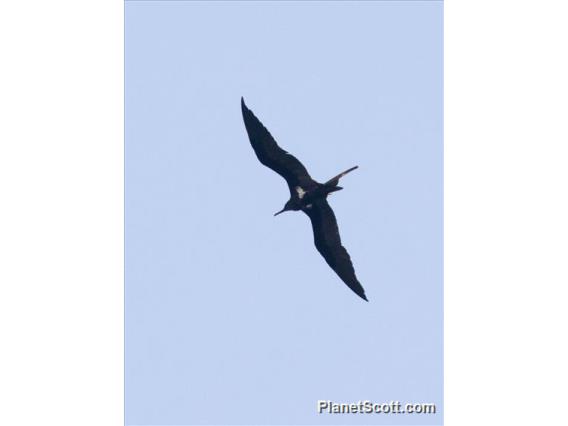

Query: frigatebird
<box><xmin>241</xmin><ymin>98</ymin><xmax>368</xmax><ymax>301</ymax></box>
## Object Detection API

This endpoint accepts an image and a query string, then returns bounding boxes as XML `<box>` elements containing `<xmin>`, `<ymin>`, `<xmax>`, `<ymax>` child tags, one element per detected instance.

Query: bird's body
<box><xmin>241</xmin><ymin>98</ymin><xmax>368</xmax><ymax>301</ymax></box>
<box><xmin>284</xmin><ymin>183</ymin><xmax>342</xmax><ymax>212</ymax></box>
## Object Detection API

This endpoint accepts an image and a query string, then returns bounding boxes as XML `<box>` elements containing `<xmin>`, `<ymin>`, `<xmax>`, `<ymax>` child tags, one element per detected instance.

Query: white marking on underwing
<box><xmin>295</xmin><ymin>186</ymin><xmax>306</xmax><ymax>199</ymax></box>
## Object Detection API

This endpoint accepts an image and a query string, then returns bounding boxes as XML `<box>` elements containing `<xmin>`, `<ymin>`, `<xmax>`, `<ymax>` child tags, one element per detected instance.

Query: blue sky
<box><xmin>126</xmin><ymin>1</ymin><xmax>442</xmax><ymax>425</ymax></box>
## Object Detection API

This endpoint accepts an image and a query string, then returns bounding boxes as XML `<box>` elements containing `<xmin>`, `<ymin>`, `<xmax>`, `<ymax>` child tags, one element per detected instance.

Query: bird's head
<box><xmin>274</xmin><ymin>200</ymin><xmax>296</xmax><ymax>217</ymax></box>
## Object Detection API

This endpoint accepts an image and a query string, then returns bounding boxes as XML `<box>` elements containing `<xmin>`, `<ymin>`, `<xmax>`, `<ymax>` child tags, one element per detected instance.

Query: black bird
<box><xmin>241</xmin><ymin>98</ymin><xmax>368</xmax><ymax>301</ymax></box>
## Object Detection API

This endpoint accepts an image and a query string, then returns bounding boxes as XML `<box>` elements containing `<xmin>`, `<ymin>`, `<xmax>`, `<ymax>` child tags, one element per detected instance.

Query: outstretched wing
<box><xmin>241</xmin><ymin>98</ymin><xmax>317</xmax><ymax>192</ymax></box>
<box><xmin>304</xmin><ymin>199</ymin><xmax>368</xmax><ymax>301</ymax></box>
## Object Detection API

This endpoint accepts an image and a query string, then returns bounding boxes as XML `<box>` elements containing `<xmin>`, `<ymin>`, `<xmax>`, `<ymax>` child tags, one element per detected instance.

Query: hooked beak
<box><xmin>274</xmin><ymin>208</ymin><xmax>286</xmax><ymax>216</ymax></box>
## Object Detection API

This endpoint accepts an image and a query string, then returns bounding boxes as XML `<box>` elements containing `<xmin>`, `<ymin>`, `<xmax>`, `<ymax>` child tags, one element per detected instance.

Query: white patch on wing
<box><xmin>306</xmin><ymin>204</ymin><xmax>313</xmax><ymax>209</ymax></box>
<box><xmin>295</xmin><ymin>186</ymin><xmax>306</xmax><ymax>199</ymax></box>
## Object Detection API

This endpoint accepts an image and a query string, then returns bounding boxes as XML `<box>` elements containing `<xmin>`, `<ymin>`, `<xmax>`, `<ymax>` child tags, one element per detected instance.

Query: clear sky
<box><xmin>125</xmin><ymin>1</ymin><xmax>443</xmax><ymax>425</ymax></box>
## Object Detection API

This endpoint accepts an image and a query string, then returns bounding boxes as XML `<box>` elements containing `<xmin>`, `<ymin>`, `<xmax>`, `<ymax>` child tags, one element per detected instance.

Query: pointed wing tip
<box><xmin>241</xmin><ymin>97</ymin><xmax>249</xmax><ymax>118</ymax></box>
<box><xmin>360</xmin><ymin>293</ymin><xmax>369</xmax><ymax>302</ymax></box>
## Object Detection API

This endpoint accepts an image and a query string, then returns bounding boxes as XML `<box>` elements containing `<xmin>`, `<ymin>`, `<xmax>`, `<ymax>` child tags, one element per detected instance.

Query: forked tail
<box><xmin>325</xmin><ymin>166</ymin><xmax>359</xmax><ymax>187</ymax></box>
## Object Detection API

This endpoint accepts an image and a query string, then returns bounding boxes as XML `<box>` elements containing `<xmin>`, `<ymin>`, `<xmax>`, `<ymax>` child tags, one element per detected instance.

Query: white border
<box><xmin>446</xmin><ymin>1</ymin><xmax>568</xmax><ymax>425</ymax></box>
<box><xmin>0</xmin><ymin>1</ymin><xmax>123</xmax><ymax>425</ymax></box>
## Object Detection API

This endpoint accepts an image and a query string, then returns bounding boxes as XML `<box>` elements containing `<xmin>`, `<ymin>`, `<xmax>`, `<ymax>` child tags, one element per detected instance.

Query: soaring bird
<box><xmin>241</xmin><ymin>97</ymin><xmax>368</xmax><ymax>301</ymax></box>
